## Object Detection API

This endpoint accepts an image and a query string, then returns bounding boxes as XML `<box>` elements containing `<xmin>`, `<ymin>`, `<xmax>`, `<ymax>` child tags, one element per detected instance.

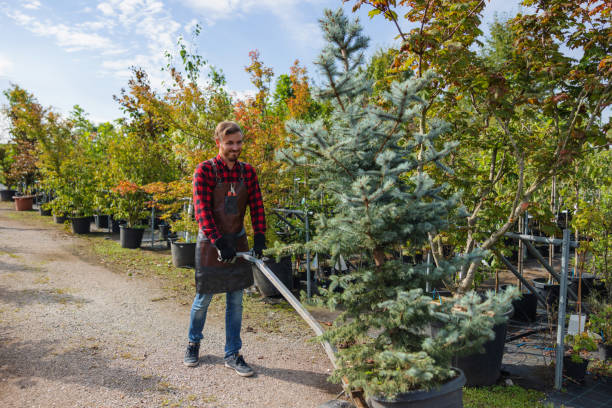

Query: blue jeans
<box><xmin>188</xmin><ymin>290</ymin><xmax>243</xmax><ymax>358</ymax></box>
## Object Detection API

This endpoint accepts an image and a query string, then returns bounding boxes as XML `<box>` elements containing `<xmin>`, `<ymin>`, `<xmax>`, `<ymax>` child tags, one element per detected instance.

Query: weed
<box><xmin>463</xmin><ymin>385</ymin><xmax>548</xmax><ymax>408</ymax></box>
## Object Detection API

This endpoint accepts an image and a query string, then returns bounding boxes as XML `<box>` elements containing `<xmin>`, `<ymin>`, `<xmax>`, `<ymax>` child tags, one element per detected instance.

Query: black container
<box><xmin>532</xmin><ymin>278</ymin><xmax>560</xmax><ymax>306</ymax></box>
<box><xmin>71</xmin><ymin>217</ymin><xmax>91</xmax><ymax>234</ymax></box>
<box><xmin>252</xmin><ymin>256</ymin><xmax>293</xmax><ymax>297</ymax></box>
<box><xmin>112</xmin><ymin>219</ymin><xmax>127</xmax><ymax>233</ymax></box>
<box><xmin>598</xmin><ymin>343</ymin><xmax>612</xmax><ymax>361</ymax></box>
<box><xmin>501</xmin><ymin>285</ymin><xmax>537</xmax><ymax>322</ymax></box>
<box><xmin>171</xmin><ymin>241</ymin><xmax>196</xmax><ymax>268</ymax></box>
<box><xmin>119</xmin><ymin>226</ymin><xmax>144</xmax><ymax>249</ymax></box>
<box><xmin>368</xmin><ymin>369</ymin><xmax>465</xmax><ymax>408</ymax></box>
<box><xmin>53</xmin><ymin>214</ymin><xmax>67</xmax><ymax>224</ymax></box>
<box><xmin>94</xmin><ymin>214</ymin><xmax>110</xmax><ymax>229</ymax></box>
<box><xmin>0</xmin><ymin>189</ymin><xmax>16</xmax><ymax>201</ymax></box>
<box><xmin>563</xmin><ymin>355</ymin><xmax>588</xmax><ymax>382</ymax></box>
<box><xmin>453</xmin><ymin>306</ymin><xmax>513</xmax><ymax>386</ymax></box>
<box><xmin>568</xmin><ymin>273</ymin><xmax>597</xmax><ymax>298</ymax></box>
<box><xmin>38</xmin><ymin>207</ymin><xmax>52</xmax><ymax>216</ymax></box>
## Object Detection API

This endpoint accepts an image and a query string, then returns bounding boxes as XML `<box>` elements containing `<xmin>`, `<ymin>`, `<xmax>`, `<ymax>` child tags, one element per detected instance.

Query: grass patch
<box><xmin>463</xmin><ymin>385</ymin><xmax>548</xmax><ymax>408</ymax></box>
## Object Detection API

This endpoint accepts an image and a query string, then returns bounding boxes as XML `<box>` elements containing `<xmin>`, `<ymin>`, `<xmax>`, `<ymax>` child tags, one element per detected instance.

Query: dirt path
<box><xmin>0</xmin><ymin>205</ymin><xmax>340</xmax><ymax>408</ymax></box>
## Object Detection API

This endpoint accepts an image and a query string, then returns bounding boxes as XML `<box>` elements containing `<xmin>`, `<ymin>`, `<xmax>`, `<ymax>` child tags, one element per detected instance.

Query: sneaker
<box><xmin>224</xmin><ymin>353</ymin><xmax>254</xmax><ymax>377</ymax></box>
<box><xmin>183</xmin><ymin>342</ymin><xmax>200</xmax><ymax>367</ymax></box>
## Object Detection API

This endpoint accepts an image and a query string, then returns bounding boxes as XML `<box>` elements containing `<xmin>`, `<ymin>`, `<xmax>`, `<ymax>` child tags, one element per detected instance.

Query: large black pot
<box><xmin>94</xmin><ymin>214</ymin><xmax>110</xmax><ymax>229</ymax></box>
<box><xmin>252</xmin><ymin>256</ymin><xmax>293</xmax><ymax>297</ymax></box>
<box><xmin>53</xmin><ymin>214</ymin><xmax>67</xmax><ymax>224</ymax></box>
<box><xmin>568</xmin><ymin>273</ymin><xmax>597</xmax><ymax>298</ymax></box>
<box><xmin>501</xmin><ymin>285</ymin><xmax>537</xmax><ymax>322</ymax></box>
<box><xmin>0</xmin><ymin>189</ymin><xmax>16</xmax><ymax>201</ymax></box>
<box><xmin>532</xmin><ymin>278</ymin><xmax>560</xmax><ymax>306</ymax></box>
<box><xmin>38</xmin><ymin>207</ymin><xmax>52</xmax><ymax>216</ymax></box>
<box><xmin>171</xmin><ymin>241</ymin><xmax>196</xmax><ymax>268</ymax></box>
<box><xmin>563</xmin><ymin>355</ymin><xmax>588</xmax><ymax>382</ymax></box>
<box><xmin>112</xmin><ymin>219</ymin><xmax>127</xmax><ymax>233</ymax></box>
<box><xmin>71</xmin><ymin>217</ymin><xmax>91</xmax><ymax>234</ymax></box>
<box><xmin>368</xmin><ymin>369</ymin><xmax>465</xmax><ymax>408</ymax></box>
<box><xmin>598</xmin><ymin>343</ymin><xmax>612</xmax><ymax>361</ymax></box>
<box><xmin>120</xmin><ymin>226</ymin><xmax>144</xmax><ymax>249</ymax></box>
<box><xmin>452</xmin><ymin>306</ymin><xmax>513</xmax><ymax>386</ymax></box>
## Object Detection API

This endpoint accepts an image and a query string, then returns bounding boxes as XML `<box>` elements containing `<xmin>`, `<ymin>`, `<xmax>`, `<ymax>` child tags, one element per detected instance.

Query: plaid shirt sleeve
<box><xmin>245</xmin><ymin>163</ymin><xmax>266</xmax><ymax>236</ymax></box>
<box><xmin>193</xmin><ymin>161</ymin><xmax>220</xmax><ymax>243</ymax></box>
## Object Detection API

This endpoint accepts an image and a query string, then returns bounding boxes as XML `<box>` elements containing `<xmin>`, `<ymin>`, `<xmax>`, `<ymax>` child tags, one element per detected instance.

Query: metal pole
<box><xmin>554</xmin><ymin>229</ymin><xmax>571</xmax><ymax>390</ymax></box>
<box><xmin>523</xmin><ymin>240</ymin><xmax>577</xmax><ymax>301</ymax></box>
<box><xmin>305</xmin><ymin>210</ymin><xmax>311</xmax><ymax>298</ymax></box>
<box><xmin>494</xmin><ymin>249</ymin><xmax>548</xmax><ymax>307</ymax></box>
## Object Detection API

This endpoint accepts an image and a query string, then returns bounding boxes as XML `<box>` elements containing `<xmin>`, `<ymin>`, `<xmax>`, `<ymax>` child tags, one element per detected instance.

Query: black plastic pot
<box><xmin>171</xmin><ymin>241</ymin><xmax>196</xmax><ymax>268</ymax></box>
<box><xmin>0</xmin><ymin>189</ymin><xmax>16</xmax><ymax>201</ymax></box>
<box><xmin>568</xmin><ymin>273</ymin><xmax>597</xmax><ymax>298</ymax></box>
<box><xmin>94</xmin><ymin>214</ymin><xmax>110</xmax><ymax>229</ymax></box>
<box><xmin>598</xmin><ymin>343</ymin><xmax>612</xmax><ymax>361</ymax></box>
<box><xmin>71</xmin><ymin>217</ymin><xmax>91</xmax><ymax>234</ymax></box>
<box><xmin>252</xmin><ymin>256</ymin><xmax>293</xmax><ymax>297</ymax></box>
<box><xmin>453</xmin><ymin>306</ymin><xmax>513</xmax><ymax>386</ymax></box>
<box><xmin>38</xmin><ymin>207</ymin><xmax>52</xmax><ymax>216</ymax></box>
<box><xmin>532</xmin><ymin>278</ymin><xmax>560</xmax><ymax>306</ymax></box>
<box><xmin>53</xmin><ymin>214</ymin><xmax>67</xmax><ymax>224</ymax></box>
<box><xmin>119</xmin><ymin>226</ymin><xmax>144</xmax><ymax>249</ymax></box>
<box><xmin>368</xmin><ymin>368</ymin><xmax>465</xmax><ymax>408</ymax></box>
<box><xmin>112</xmin><ymin>219</ymin><xmax>127</xmax><ymax>233</ymax></box>
<box><xmin>501</xmin><ymin>285</ymin><xmax>537</xmax><ymax>322</ymax></box>
<box><xmin>563</xmin><ymin>355</ymin><xmax>588</xmax><ymax>382</ymax></box>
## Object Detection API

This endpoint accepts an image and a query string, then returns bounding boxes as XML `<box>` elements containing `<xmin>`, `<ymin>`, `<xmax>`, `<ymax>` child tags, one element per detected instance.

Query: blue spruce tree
<box><xmin>275</xmin><ymin>9</ymin><xmax>516</xmax><ymax>399</ymax></box>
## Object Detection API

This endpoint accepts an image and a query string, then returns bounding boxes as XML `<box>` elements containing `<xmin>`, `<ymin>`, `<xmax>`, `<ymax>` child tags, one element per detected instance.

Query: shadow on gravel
<box><xmin>0</xmin><ymin>259</ymin><xmax>40</xmax><ymax>274</ymax></box>
<box><xmin>0</xmin><ymin>338</ymin><xmax>162</xmax><ymax>396</ymax></box>
<box><xmin>200</xmin><ymin>354</ymin><xmax>339</xmax><ymax>393</ymax></box>
<box><xmin>0</xmin><ymin>286</ymin><xmax>91</xmax><ymax>307</ymax></box>
<box><xmin>0</xmin><ymin>225</ymin><xmax>49</xmax><ymax>232</ymax></box>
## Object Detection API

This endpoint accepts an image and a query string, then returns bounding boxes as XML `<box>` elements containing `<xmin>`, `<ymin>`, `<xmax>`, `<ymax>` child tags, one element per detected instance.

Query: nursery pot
<box><xmin>252</xmin><ymin>256</ymin><xmax>293</xmax><ymax>297</ymax></box>
<box><xmin>53</xmin><ymin>214</ymin><xmax>67</xmax><ymax>224</ymax></box>
<box><xmin>171</xmin><ymin>241</ymin><xmax>196</xmax><ymax>268</ymax></box>
<box><xmin>112</xmin><ymin>219</ymin><xmax>127</xmax><ymax>233</ymax></box>
<box><xmin>94</xmin><ymin>214</ymin><xmax>110</xmax><ymax>229</ymax></box>
<box><xmin>14</xmin><ymin>196</ymin><xmax>34</xmax><ymax>211</ymax></box>
<box><xmin>119</xmin><ymin>226</ymin><xmax>144</xmax><ymax>249</ymax></box>
<box><xmin>71</xmin><ymin>217</ymin><xmax>91</xmax><ymax>234</ymax></box>
<box><xmin>452</xmin><ymin>305</ymin><xmax>513</xmax><ymax>387</ymax></box>
<box><xmin>568</xmin><ymin>273</ymin><xmax>597</xmax><ymax>298</ymax></box>
<box><xmin>501</xmin><ymin>285</ymin><xmax>537</xmax><ymax>322</ymax></box>
<box><xmin>0</xmin><ymin>189</ymin><xmax>16</xmax><ymax>201</ymax></box>
<box><xmin>368</xmin><ymin>368</ymin><xmax>465</xmax><ymax>408</ymax></box>
<box><xmin>38</xmin><ymin>207</ymin><xmax>52</xmax><ymax>216</ymax></box>
<box><xmin>598</xmin><ymin>343</ymin><xmax>612</xmax><ymax>361</ymax></box>
<box><xmin>532</xmin><ymin>278</ymin><xmax>560</xmax><ymax>306</ymax></box>
<box><xmin>563</xmin><ymin>355</ymin><xmax>589</xmax><ymax>382</ymax></box>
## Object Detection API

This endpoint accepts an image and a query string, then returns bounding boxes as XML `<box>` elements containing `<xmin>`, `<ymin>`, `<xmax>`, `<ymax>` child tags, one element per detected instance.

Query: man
<box><xmin>184</xmin><ymin>120</ymin><xmax>266</xmax><ymax>376</ymax></box>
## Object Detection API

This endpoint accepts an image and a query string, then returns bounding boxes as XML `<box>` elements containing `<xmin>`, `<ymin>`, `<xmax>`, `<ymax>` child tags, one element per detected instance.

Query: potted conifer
<box><xmin>272</xmin><ymin>10</ymin><xmax>515</xmax><ymax>406</ymax></box>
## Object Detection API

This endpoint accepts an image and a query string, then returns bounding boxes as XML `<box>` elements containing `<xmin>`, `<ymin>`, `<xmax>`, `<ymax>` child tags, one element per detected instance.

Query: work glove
<box><xmin>214</xmin><ymin>235</ymin><xmax>236</xmax><ymax>263</ymax></box>
<box><xmin>252</xmin><ymin>233</ymin><xmax>266</xmax><ymax>258</ymax></box>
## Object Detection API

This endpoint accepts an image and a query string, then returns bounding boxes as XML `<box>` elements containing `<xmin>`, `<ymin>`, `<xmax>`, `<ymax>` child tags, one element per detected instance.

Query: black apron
<box><xmin>195</xmin><ymin>160</ymin><xmax>253</xmax><ymax>294</ymax></box>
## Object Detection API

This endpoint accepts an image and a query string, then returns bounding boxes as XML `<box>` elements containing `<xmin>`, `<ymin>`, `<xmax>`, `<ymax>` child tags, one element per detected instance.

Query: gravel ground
<box><xmin>0</xmin><ymin>205</ymin><xmax>341</xmax><ymax>408</ymax></box>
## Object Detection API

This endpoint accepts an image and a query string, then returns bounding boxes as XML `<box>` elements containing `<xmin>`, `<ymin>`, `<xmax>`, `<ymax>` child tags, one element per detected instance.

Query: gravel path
<box><xmin>0</xmin><ymin>206</ymin><xmax>340</xmax><ymax>408</ymax></box>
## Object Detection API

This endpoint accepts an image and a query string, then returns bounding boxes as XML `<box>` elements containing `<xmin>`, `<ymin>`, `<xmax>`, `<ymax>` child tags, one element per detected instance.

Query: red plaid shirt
<box><xmin>193</xmin><ymin>155</ymin><xmax>266</xmax><ymax>244</ymax></box>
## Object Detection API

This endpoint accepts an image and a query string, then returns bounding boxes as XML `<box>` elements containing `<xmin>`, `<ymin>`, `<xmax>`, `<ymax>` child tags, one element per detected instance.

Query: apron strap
<box><xmin>239</xmin><ymin>162</ymin><xmax>245</xmax><ymax>183</ymax></box>
<box><xmin>210</xmin><ymin>159</ymin><xmax>222</xmax><ymax>184</ymax></box>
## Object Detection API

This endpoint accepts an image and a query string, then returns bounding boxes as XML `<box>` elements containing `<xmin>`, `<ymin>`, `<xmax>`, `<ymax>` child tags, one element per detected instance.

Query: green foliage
<box><xmin>565</xmin><ymin>332</ymin><xmax>598</xmax><ymax>363</ymax></box>
<box><xmin>588</xmin><ymin>302</ymin><xmax>612</xmax><ymax>345</ymax></box>
<box><xmin>463</xmin><ymin>385</ymin><xmax>547</xmax><ymax>408</ymax></box>
<box><xmin>273</xmin><ymin>9</ymin><xmax>516</xmax><ymax>398</ymax></box>
<box><xmin>169</xmin><ymin>211</ymin><xmax>199</xmax><ymax>243</ymax></box>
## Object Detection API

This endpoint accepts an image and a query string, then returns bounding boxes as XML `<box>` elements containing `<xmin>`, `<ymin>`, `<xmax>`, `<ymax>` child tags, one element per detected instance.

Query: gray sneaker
<box><xmin>183</xmin><ymin>342</ymin><xmax>200</xmax><ymax>367</ymax></box>
<box><xmin>224</xmin><ymin>353</ymin><xmax>254</xmax><ymax>377</ymax></box>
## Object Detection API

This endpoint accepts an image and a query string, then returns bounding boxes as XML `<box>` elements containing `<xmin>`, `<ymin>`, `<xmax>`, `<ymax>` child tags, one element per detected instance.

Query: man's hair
<box><xmin>215</xmin><ymin>121</ymin><xmax>242</xmax><ymax>141</ymax></box>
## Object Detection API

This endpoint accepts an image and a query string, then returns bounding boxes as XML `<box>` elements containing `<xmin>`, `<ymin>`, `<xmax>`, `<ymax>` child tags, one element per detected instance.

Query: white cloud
<box><xmin>0</xmin><ymin>54</ymin><xmax>13</xmax><ymax>76</ymax></box>
<box><xmin>22</xmin><ymin>0</ymin><xmax>41</xmax><ymax>10</ymax></box>
<box><xmin>97</xmin><ymin>2</ymin><xmax>114</xmax><ymax>16</ymax></box>
<box><xmin>0</xmin><ymin>112</ymin><xmax>10</xmax><ymax>144</ymax></box>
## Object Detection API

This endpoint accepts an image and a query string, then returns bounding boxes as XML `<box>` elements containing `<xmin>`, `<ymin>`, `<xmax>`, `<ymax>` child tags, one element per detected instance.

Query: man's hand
<box><xmin>253</xmin><ymin>233</ymin><xmax>266</xmax><ymax>258</ymax></box>
<box><xmin>214</xmin><ymin>235</ymin><xmax>236</xmax><ymax>263</ymax></box>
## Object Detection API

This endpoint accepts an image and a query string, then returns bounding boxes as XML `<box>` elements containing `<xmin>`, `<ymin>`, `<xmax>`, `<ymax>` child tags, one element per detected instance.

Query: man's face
<box><xmin>216</xmin><ymin>131</ymin><xmax>243</xmax><ymax>163</ymax></box>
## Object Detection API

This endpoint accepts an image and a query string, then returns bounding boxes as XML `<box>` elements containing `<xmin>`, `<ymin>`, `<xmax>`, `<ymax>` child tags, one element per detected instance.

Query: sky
<box><xmin>0</xmin><ymin>0</ymin><xmax>526</xmax><ymax>141</ymax></box>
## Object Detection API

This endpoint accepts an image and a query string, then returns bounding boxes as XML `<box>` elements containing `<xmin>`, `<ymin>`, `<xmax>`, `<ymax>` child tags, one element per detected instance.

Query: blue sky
<box><xmin>0</xmin><ymin>0</ymin><xmax>524</xmax><ymax>141</ymax></box>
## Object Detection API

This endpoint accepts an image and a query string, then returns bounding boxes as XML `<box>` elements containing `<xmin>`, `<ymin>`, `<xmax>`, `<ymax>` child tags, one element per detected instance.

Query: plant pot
<box><xmin>71</xmin><ymin>217</ymin><xmax>91</xmax><ymax>234</ymax></box>
<box><xmin>171</xmin><ymin>241</ymin><xmax>196</xmax><ymax>268</ymax></box>
<box><xmin>53</xmin><ymin>214</ymin><xmax>67</xmax><ymax>224</ymax></box>
<box><xmin>120</xmin><ymin>226</ymin><xmax>144</xmax><ymax>249</ymax></box>
<box><xmin>368</xmin><ymin>368</ymin><xmax>465</xmax><ymax>408</ymax></box>
<box><xmin>598</xmin><ymin>343</ymin><xmax>612</xmax><ymax>361</ymax></box>
<box><xmin>452</xmin><ymin>305</ymin><xmax>513</xmax><ymax>386</ymax></box>
<box><xmin>563</xmin><ymin>355</ymin><xmax>588</xmax><ymax>382</ymax></box>
<box><xmin>252</xmin><ymin>256</ymin><xmax>293</xmax><ymax>297</ymax></box>
<box><xmin>14</xmin><ymin>195</ymin><xmax>34</xmax><ymax>211</ymax></box>
<box><xmin>94</xmin><ymin>214</ymin><xmax>110</xmax><ymax>229</ymax></box>
<box><xmin>112</xmin><ymin>219</ymin><xmax>126</xmax><ymax>233</ymax></box>
<box><xmin>38</xmin><ymin>207</ymin><xmax>52</xmax><ymax>216</ymax></box>
<box><xmin>568</xmin><ymin>273</ymin><xmax>597</xmax><ymax>298</ymax></box>
<box><xmin>501</xmin><ymin>285</ymin><xmax>537</xmax><ymax>322</ymax></box>
<box><xmin>0</xmin><ymin>189</ymin><xmax>16</xmax><ymax>201</ymax></box>
<box><xmin>532</xmin><ymin>278</ymin><xmax>560</xmax><ymax>306</ymax></box>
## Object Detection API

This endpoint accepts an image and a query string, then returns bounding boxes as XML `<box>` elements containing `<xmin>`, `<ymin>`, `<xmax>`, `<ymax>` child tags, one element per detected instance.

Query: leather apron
<box><xmin>195</xmin><ymin>160</ymin><xmax>253</xmax><ymax>294</ymax></box>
